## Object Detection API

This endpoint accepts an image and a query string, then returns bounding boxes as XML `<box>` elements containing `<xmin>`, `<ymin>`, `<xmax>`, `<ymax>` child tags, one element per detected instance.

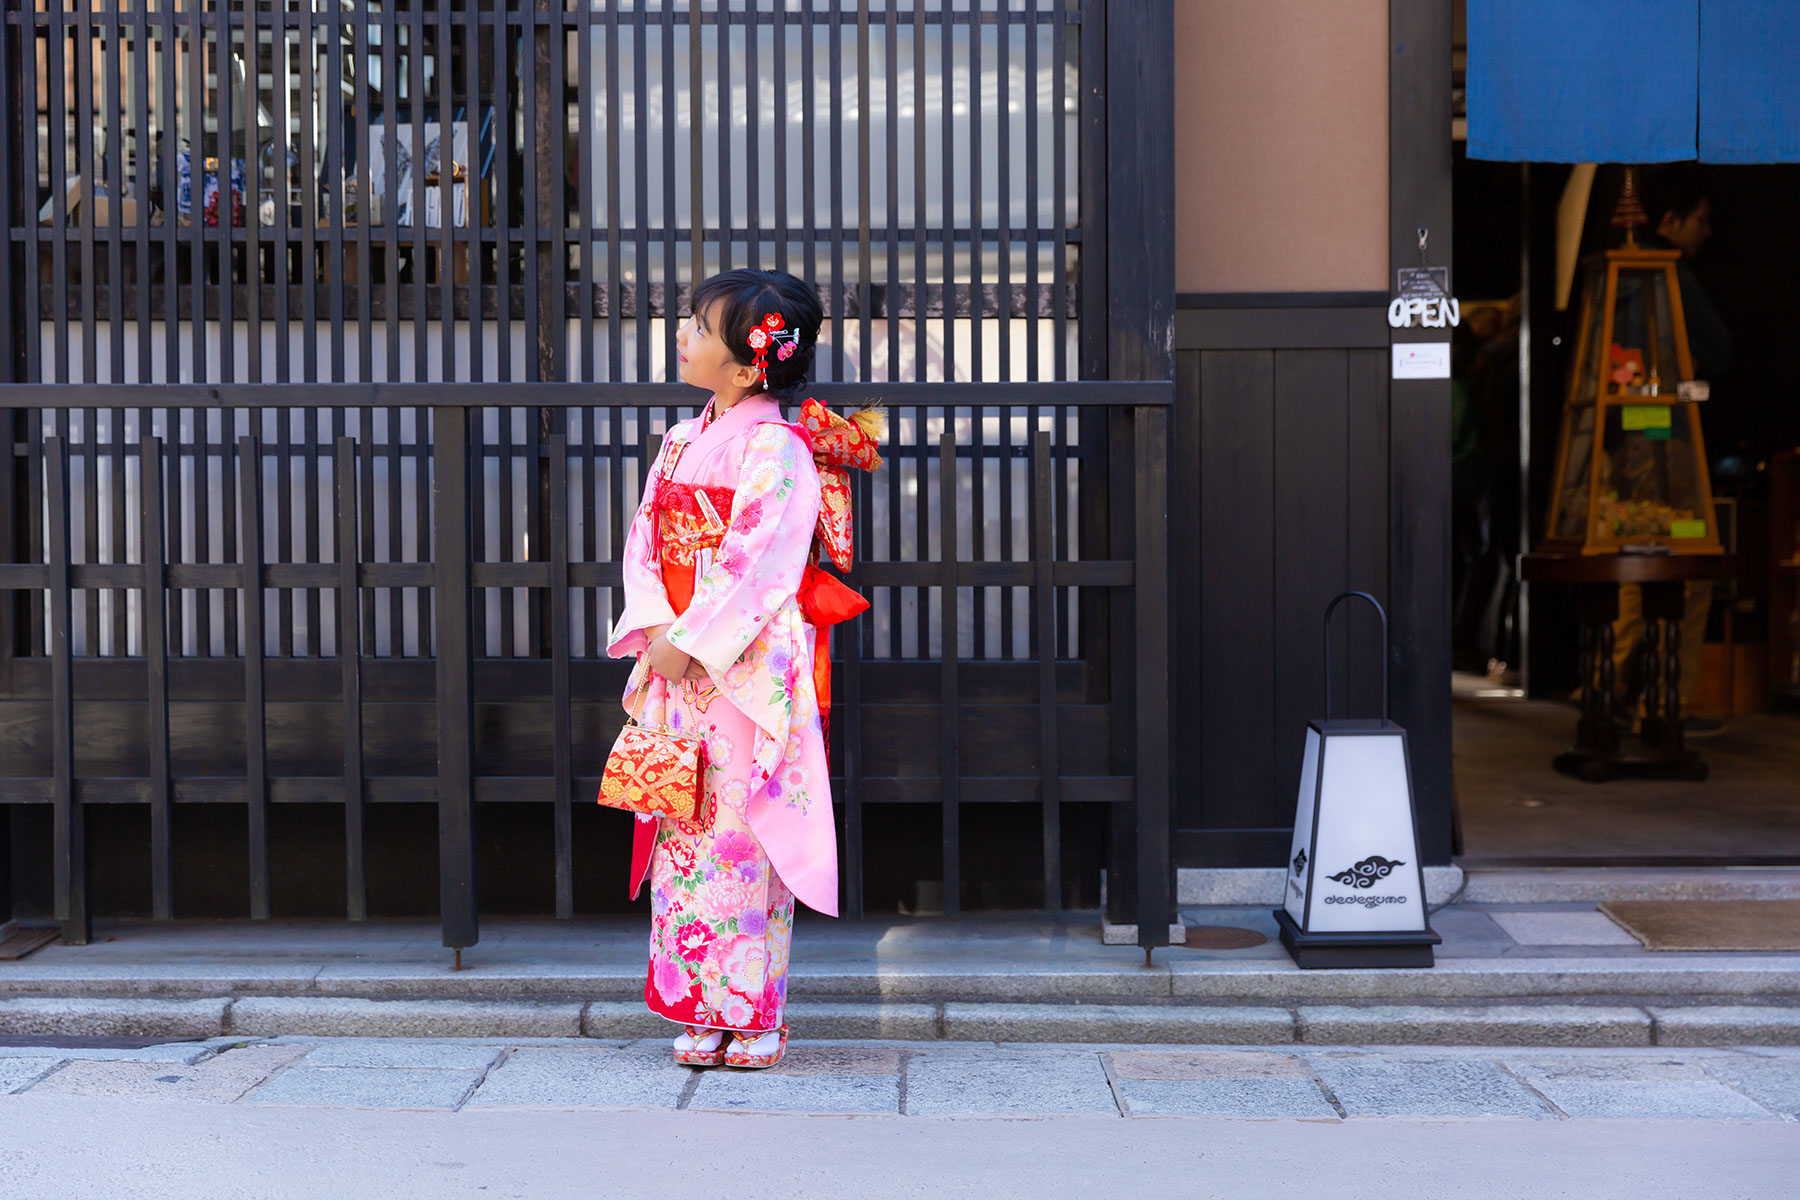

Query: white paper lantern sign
<box><xmin>1275</xmin><ymin>592</ymin><xmax>1442</xmax><ymax>969</ymax></box>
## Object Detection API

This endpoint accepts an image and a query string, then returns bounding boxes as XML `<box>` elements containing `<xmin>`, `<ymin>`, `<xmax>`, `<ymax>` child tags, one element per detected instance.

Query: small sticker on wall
<box><xmin>1391</xmin><ymin>342</ymin><xmax>1450</xmax><ymax>380</ymax></box>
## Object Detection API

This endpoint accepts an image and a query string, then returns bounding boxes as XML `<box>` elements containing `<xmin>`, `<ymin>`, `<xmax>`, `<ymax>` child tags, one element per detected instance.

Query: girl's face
<box><xmin>675</xmin><ymin>299</ymin><xmax>761</xmax><ymax>397</ymax></box>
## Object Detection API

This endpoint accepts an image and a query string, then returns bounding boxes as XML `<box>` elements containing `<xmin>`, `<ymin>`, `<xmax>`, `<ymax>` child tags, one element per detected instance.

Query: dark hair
<box><xmin>1641</xmin><ymin>163</ymin><xmax>1710</xmax><ymax>225</ymax></box>
<box><xmin>689</xmin><ymin>269</ymin><xmax>824</xmax><ymax>401</ymax></box>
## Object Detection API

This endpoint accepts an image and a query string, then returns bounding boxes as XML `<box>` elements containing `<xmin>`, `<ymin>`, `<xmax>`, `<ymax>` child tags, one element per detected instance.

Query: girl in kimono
<box><xmin>606</xmin><ymin>268</ymin><xmax>881</xmax><ymax>1069</ymax></box>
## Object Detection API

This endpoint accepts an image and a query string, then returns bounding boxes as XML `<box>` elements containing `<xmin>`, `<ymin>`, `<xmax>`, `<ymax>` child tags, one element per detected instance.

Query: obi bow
<box><xmin>794</xmin><ymin>398</ymin><xmax>885</xmax><ymax>742</ymax></box>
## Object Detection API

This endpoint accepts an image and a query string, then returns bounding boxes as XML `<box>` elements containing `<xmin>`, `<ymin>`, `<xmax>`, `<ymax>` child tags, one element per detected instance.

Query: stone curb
<box><xmin>8</xmin><ymin>956</ymin><xmax>1800</xmax><ymax>1003</ymax></box>
<box><xmin>226</xmin><ymin>997</ymin><xmax>583</xmax><ymax>1039</ymax></box>
<box><xmin>943</xmin><ymin>1003</ymin><xmax>1293</xmax><ymax>1045</ymax></box>
<box><xmin>3</xmin><ymin>995</ymin><xmax>1798</xmax><ymax>1046</ymax></box>
<box><xmin>1650</xmin><ymin>1005</ymin><xmax>1800</xmax><ymax>1046</ymax></box>
<box><xmin>1295</xmin><ymin>1004</ymin><xmax>1653</xmax><ymax>1047</ymax></box>
<box><xmin>0</xmin><ymin>996</ymin><xmax>229</xmax><ymax>1038</ymax></box>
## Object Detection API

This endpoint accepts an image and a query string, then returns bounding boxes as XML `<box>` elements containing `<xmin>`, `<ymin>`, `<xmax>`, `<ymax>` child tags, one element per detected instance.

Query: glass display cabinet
<box><xmin>1540</xmin><ymin>183</ymin><xmax>1724</xmax><ymax>556</ymax></box>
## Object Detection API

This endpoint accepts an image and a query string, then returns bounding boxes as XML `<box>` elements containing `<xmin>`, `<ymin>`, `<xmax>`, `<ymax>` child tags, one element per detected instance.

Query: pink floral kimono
<box><xmin>606</xmin><ymin>394</ymin><xmax>835</xmax><ymax>1034</ymax></box>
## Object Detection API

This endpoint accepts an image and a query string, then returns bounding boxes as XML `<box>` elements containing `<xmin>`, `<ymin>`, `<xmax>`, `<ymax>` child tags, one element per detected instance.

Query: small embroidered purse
<box><xmin>597</xmin><ymin>676</ymin><xmax>704</xmax><ymax>822</ymax></box>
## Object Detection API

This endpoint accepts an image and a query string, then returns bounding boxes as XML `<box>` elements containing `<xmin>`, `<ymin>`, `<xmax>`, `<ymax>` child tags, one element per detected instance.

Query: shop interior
<box><xmin>1447</xmin><ymin>135</ymin><xmax>1800</xmax><ymax>863</ymax></box>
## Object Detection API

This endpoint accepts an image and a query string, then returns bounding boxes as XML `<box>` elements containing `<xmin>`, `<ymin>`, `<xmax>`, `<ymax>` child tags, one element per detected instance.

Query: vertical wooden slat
<box><xmin>575</xmin><ymin>0</ymin><xmax>593</xmax><ymax>383</ymax></box>
<box><xmin>74</xmin><ymin>3</ymin><xmax>96</xmax><ymax>385</ymax></box>
<box><xmin>799</xmin><ymin>0</ymin><xmax>814</xmax><ymax>324</ymax></box>
<box><xmin>407</xmin><ymin>0</ymin><xmax>427</xmax><ymax>383</ymax></box>
<box><xmin>912</xmin><ymin>0</ymin><xmax>925</xmax><ymax>376</ymax></box>
<box><xmin>184</xmin><ymin>0</ymin><xmax>204</xmax><ymax>382</ymax></box>
<box><xmin>354</xmin><ymin>5</ymin><xmax>372</xmax><ymax>383</ymax></box>
<box><xmin>141</xmin><ymin>434</ymin><xmax>172</xmax><ymax>919</ymax></box>
<box><xmin>660</xmin><ymin>0</ymin><xmax>678</xmax><ymax>374</ymax></box>
<box><xmin>1024</xmin><ymin>0</ymin><xmax>1040</xmax><ymax>383</ymax></box>
<box><xmin>967</xmin><ymin>4</ymin><xmax>981</xmax><ymax>385</ymax></box>
<box><xmin>47</xmin><ymin>436</ymin><xmax>87</xmax><ymax>945</ymax></box>
<box><xmin>461</xmin><ymin>0</ymin><xmax>482</xmax><ymax>383</ymax></box>
<box><xmin>521</xmin><ymin>0</ymin><xmax>540</xmax><ymax>380</ymax></box>
<box><xmin>548</xmin><ymin>433</ymin><xmax>572</xmax><ymax>919</ymax></box>
<box><xmin>1134</xmin><ymin>404</ymin><xmax>1172</xmax><ymax>950</ymax></box>
<box><xmin>214</xmin><ymin>0</ymin><xmax>233</xmax><ymax>384</ymax></box>
<box><xmin>272</xmin><ymin>1</ymin><xmax>291</xmax><ymax>384</ymax></box>
<box><xmin>47</xmin><ymin>3</ymin><xmax>69</xmax><ymax>386</ymax></box>
<box><xmin>631</xmin><ymin>0</ymin><xmax>650</xmax><ymax>382</ymax></box>
<box><xmin>996</xmin><ymin>0</ymin><xmax>1011</xmax><ymax>384</ymax></box>
<box><xmin>883</xmin><ymin>0</ymin><xmax>897</xmax><ymax>373</ymax></box>
<box><xmin>826</xmin><ymin>0</ymin><xmax>842</xmax><ymax>380</ymax></box>
<box><xmin>939</xmin><ymin>2</ymin><xmax>953</xmax><ymax>367</ymax></box>
<box><xmin>236</xmin><ymin>435</ymin><xmax>269</xmax><ymax>919</ymax></box>
<box><xmin>937</xmin><ymin>422</ymin><xmax>958</xmax><ymax>916</ymax></box>
<box><xmin>687</xmin><ymin>0</ymin><xmax>702</xmax><ymax>291</ymax></box>
<box><xmin>746</xmin><ymin>0</ymin><xmax>760</xmax><ymax>273</ymax></box>
<box><xmin>132</xmin><ymin>0</ymin><xmax>151</xmax><ymax>382</ymax></box>
<box><xmin>603</xmin><ymin>0</ymin><xmax>621</xmax><ymax>382</ymax></box>
<box><xmin>773</xmin><ymin>0</ymin><xmax>789</xmax><ymax>276</ymax></box>
<box><xmin>435</xmin><ymin>0</ymin><xmax>455</xmax><ymax>379</ymax></box>
<box><xmin>300</xmin><ymin>0</ymin><xmax>318</xmax><ymax>382</ymax></box>
<box><xmin>1052</xmin><ymin>0</ymin><xmax>1069</xmax><ymax>368</ymax></box>
<box><xmin>493</xmin><ymin>0</ymin><xmax>512</xmax><ymax>383</ymax></box>
<box><xmin>854</xmin><ymin>1</ymin><xmax>869</xmax><ymax>382</ymax></box>
<box><xmin>327</xmin><ymin>4</ymin><xmax>346</xmax><ymax>380</ymax></box>
<box><xmin>716</xmin><ymin>0</ymin><xmax>732</xmax><ymax>273</ymax></box>
<box><xmin>335</xmin><ymin>436</ymin><xmax>365</xmax><ymax>920</ymax></box>
<box><xmin>380</xmin><ymin>2</ymin><xmax>398</xmax><ymax>381</ymax></box>
<box><xmin>244</xmin><ymin>0</ymin><xmax>261</xmax><ymax>383</ymax></box>
<box><xmin>1032</xmin><ymin>429</ymin><xmax>1059</xmax><ymax>909</ymax></box>
<box><xmin>432</xmin><ymin>405</ymin><xmax>477</xmax><ymax>949</ymax></box>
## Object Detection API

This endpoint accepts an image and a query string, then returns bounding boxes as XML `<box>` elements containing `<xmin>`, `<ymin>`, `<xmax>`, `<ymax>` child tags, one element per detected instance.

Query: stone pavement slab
<box><xmin>466</xmin><ymin>1043</ymin><xmax>688</xmax><ymax>1109</ymax></box>
<box><xmin>0</xmin><ymin>1036</ymin><xmax>238</xmax><ymax>1064</ymax></box>
<box><xmin>689</xmin><ymin>1070</ymin><xmax>901</xmax><ymax>1114</ymax></box>
<box><xmin>942</xmin><ymin>1002</ymin><xmax>1291</xmax><ymax>1044</ymax></box>
<box><xmin>1113</xmin><ymin>1077</ymin><xmax>1336</xmax><ymax>1118</ymax></box>
<box><xmin>1105</xmin><ymin>1049</ymin><xmax>1336</xmax><ymax>1118</ymax></box>
<box><xmin>1503</xmin><ymin>1053</ymin><xmax>1780</xmax><ymax>1119</ymax></box>
<box><xmin>902</xmin><ymin>1047</ymin><xmax>1118</xmax><ymax>1115</ymax></box>
<box><xmin>0</xmin><ymin>1055</ymin><xmax>64</xmax><ymax>1094</ymax></box>
<box><xmin>229</xmin><ymin>997</ymin><xmax>583</xmax><ymax>1038</ymax></box>
<box><xmin>1306</xmin><ymin>1051</ymin><xmax>1553</xmax><ymax>1118</ymax></box>
<box><xmin>1489</xmin><ymin>911</ymin><xmax>1643</xmax><ymax>946</ymax></box>
<box><xmin>1696</xmin><ymin>1053</ymin><xmax>1800</xmax><ymax>1119</ymax></box>
<box><xmin>247</xmin><ymin>1065</ymin><xmax>486</xmax><ymax>1110</ymax></box>
<box><xmin>30</xmin><ymin>1043</ymin><xmax>310</xmax><ymax>1104</ymax></box>
<box><xmin>291</xmin><ymin>1039</ymin><xmax>505</xmax><ymax>1071</ymax></box>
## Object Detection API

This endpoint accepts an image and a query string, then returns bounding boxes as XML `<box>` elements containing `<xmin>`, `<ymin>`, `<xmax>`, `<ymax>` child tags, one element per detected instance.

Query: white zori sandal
<box><xmin>724</xmin><ymin>1025</ymin><xmax>788</xmax><ymax>1069</ymax></box>
<box><xmin>672</xmin><ymin>1025</ymin><xmax>726</xmax><ymax>1067</ymax></box>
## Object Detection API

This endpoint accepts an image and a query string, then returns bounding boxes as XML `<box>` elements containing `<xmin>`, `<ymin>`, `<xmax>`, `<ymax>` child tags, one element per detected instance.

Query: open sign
<box><xmin>1387</xmin><ymin>296</ymin><xmax>1461</xmax><ymax>329</ymax></box>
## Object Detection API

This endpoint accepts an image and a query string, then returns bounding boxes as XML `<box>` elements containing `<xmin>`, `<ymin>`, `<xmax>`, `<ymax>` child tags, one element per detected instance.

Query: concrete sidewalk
<box><xmin>1</xmin><ymin>905</ymin><xmax>1798</xmax><ymax>1045</ymax></box>
<box><xmin>5</xmin><ymin>1036</ymin><xmax>1798</xmax><ymax>1200</ymax></box>
<box><xmin>2</xmin><ymin>1035</ymin><xmax>1798</xmax><ymax>1121</ymax></box>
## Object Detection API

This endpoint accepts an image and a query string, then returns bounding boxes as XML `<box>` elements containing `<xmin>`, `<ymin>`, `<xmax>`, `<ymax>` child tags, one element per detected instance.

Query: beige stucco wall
<box><xmin>1174</xmin><ymin>0</ymin><xmax>1390</xmax><ymax>294</ymax></box>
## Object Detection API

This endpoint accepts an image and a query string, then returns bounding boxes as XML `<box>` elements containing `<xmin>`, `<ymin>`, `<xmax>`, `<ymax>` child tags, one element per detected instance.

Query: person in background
<box><xmin>1611</xmin><ymin>164</ymin><xmax>1734</xmax><ymax>737</ymax></box>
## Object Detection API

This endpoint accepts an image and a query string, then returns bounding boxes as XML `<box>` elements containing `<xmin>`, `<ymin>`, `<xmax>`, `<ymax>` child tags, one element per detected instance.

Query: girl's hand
<box><xmin>682</xmin><ymin>658</ymin><xmax>713</xmax><ymax>685</ymax></box>
<box><xmin>646</xmin><ymin>634</ymin><xmax>691</xmax><ymax>682</ymax></box>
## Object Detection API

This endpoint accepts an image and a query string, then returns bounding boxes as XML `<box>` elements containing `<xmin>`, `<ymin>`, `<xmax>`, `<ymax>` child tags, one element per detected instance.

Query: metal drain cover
<box><xmin>1180</xmin><ymin>925</ymin><xmax>1267</xmax><ymax>950</ymax></box>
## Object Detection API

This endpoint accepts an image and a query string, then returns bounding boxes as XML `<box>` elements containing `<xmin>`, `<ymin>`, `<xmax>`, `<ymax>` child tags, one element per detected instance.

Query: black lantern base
<box><xmin>1273</xmin><ymin>909</ymin><xmax>1441</xmax><ymax>969</ymax></box>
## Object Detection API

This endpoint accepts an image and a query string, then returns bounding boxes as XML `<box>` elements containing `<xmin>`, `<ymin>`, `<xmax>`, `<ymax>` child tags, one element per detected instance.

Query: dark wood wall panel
<box><xmin>1177</xmin><ymin>338</ymin><xmax>1395</xmax><ymax>867</ymax></box>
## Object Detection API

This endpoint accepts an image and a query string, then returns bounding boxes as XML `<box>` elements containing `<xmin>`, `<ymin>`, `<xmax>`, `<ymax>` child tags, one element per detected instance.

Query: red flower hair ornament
<box><xmin>746</xmin><ymin>311</ymin><xmax>802</xmax><ymax>381</ymax></box>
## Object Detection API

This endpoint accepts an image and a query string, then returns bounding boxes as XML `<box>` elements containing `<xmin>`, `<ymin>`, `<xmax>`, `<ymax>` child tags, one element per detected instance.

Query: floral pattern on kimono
<box><xmin>607</xmin><ymin>398</ymin><xmax>836</xmax><ymax>919</ymax></box>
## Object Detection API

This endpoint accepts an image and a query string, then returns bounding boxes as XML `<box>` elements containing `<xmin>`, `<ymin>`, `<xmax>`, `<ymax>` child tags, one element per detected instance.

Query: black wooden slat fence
<box><xmin>2</xmin><ymin>3</ymin><xmax>1176</xmax><ymax>949</ymax></box>
<box><xmin>2</xmin><ymin>380</ymin><xmax>1170</xmax><ymax>950</ymax></box>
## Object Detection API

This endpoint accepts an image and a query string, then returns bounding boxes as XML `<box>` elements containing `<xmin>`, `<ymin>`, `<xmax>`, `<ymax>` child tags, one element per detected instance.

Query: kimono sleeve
<box><xmin>662</xmin><ymin>423</ymin><xmax>821</xmax><ymax>679</ymax></box>
<box><xmin>604</xmin><ymin>429</ymin><xmax>681</xmax><ymax>659</ymax></box>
